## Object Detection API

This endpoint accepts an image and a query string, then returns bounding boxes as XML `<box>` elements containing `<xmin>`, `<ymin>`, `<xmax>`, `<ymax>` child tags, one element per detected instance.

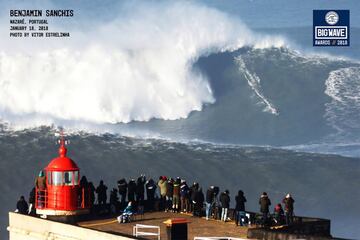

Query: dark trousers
<box><xmin>147</xmin><ymin>192</ymin><xmax>155</xmax><ymax>211</ymax></box>
<box><xmin>160</xmin><ymin>195</ymin><xmax>166</xmax><ymax>210</ymax></box>
<box><xmin>166</xmin><ymin>196</ymin><xmax>172</xmax><ymax>211</ymax></box>
<box><xmin>120</xmin><ymin>193</ymin><xmax>126</xmax><ymax>205</ymax></box>
<box><xmin>194</xmin><ymin>203</ymin><xmax>203</xmax><ymax>217</ymax></box>
<box><xmin>128</xmin><ymin>192</ymin><xmax>135</xmax><ymax>202</ymax></box>
<box><xmin>285</xmin><ymin>211</ymin><xmax>294</xmax><ymax>225</ymax></box>
<box><xmin>136</xmin><ymin>193</ymin><xmax>144</xmax><ymax>203</ymax></box>
<box><xmin>262</xmin><ymin>212</ymin><xmax>269</xmax><ymax>225</ymax></box>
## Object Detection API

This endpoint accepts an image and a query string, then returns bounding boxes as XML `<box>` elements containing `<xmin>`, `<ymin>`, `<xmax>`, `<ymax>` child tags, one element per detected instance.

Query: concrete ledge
<box><xmin>247</xmin><ymin>228</ymin><xmax>332</xmax><ymax>240</ymax></box>
<box><xmin>36</xmin><ymin>208</ymin><xmax>90</xmax><ymax>216</ymax></box>
<box><xmin>8</xmin><ymin>212</ymin><xmax>135</xmax><ymax>240</ymax></box>
<box><xmin>247</xmin><ymin>219</ymin><xmax>332</xmax><ymax>240</ymax></box>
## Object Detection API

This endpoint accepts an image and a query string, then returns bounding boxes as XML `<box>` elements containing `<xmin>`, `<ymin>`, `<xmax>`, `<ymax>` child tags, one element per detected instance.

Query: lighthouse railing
<box><xmin>34</xmin><ymin>189</ymin><xmax>48</xmax><ymax>209</ymax></box>
<box><xmin>35</xmin><ymin>187</ymin><xmax>93</xmax><ymax>211</ymax></box>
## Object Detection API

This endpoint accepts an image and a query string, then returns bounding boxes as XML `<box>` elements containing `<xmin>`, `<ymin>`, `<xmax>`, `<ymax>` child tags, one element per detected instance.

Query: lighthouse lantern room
<box><xmin>35</xmin><ymin>137</ymin><xmax>90</xmax><ymax>217</ymax></box>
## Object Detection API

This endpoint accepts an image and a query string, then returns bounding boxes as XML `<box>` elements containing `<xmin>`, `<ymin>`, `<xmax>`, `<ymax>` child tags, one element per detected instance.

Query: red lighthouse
<box><xmin>35</xmin><ymin>137</ymin><xmax>90</xmax><ymax>217</ymax></box>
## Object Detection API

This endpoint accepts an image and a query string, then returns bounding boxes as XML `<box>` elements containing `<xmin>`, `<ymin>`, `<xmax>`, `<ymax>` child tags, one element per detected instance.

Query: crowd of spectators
<box><xmin>18</xmin><ymin>173</ymin><xmax>295</xmax><ymax>227</ymax></box>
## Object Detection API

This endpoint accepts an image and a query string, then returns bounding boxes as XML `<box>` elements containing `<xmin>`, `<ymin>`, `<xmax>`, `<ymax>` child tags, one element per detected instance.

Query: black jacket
<box><xmin>206</xmin><ymin>188</ymin><xmax>214</xmax><ymax>204</ymax></box>
<box><xmin>166</xmin><ymin>180</ymin><xmax>174</xmax><ymax>197</ymax></box>
<box><xmin>194</xmin><ymin>190</ymin><xmax>204</xmax><ymax>207</ymax></box>
<box><xmin>117</xmin><ymin>179</ymin><xmax>127</xmax><ymax>195</ymax></box>
<box><xmin>220</xmin><ymin>192</ymin><xmax>230</xmax><ymax>208</ymax></box>
<box><xmin>235</xmin><ymin>194</ymin><xmax>247</xmax><ymax>211</ymax></box>
<box><xmin>96</xmin><ymin>183</ymin><xmax>108</xmax><ymax>201</ymax></box>
<box><xmin>17</xmin><ymin>199</ymin><xmax>28</xmax><ymax>214</ymax></box>
<box><xmin>127</xmin><ymin>180</ymin><xmax>137</xmax><ymax>201</ymax></box>
<box><xmin>190</xmin><ymin>184</ymin><xmax>199</xmax><ymax>201</ymax></box>
<box><xmin>109</xmin><ymin>189</ymin><xmax>119</xmax><ymax>204</ymax></box>
<box><xmin>180</xmin><ymin>183</ymin><xmax>189</xmax><ymax>198</ymax></box>
<box><xmin>136</xmin><ymin>176</ymin><xmax>146</xmax><ymax>196</ymax></box>
<box><xmin>259</xmin><ymin>195</ymin><xmax>271</xmax><ymax>213</ymax></box>
<box><xmin>146</xmin><ymin>179</ymin><xmax>157</xmax><ymax>192</ymax></box>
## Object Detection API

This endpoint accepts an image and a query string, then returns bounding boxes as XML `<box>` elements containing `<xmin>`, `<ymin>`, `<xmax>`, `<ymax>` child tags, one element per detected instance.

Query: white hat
<box><xmin>286</xmin><ymin>193</ymin><xmax>291</xmax><ymax>198</ymax></box>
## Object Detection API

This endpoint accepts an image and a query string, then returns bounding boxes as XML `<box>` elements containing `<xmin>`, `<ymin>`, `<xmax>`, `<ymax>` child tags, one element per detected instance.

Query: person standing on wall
<box><xmin>117</xmin><ymin>178</ymin><xmax>127</xmax><ymax>208</ymax></box>
<box><xmin>180</xmin><ymin>180</ymin><xmax>190</xmax><ymax>213</ymax></box>
<box><xmin>16</xmin><ymin>196</ymin><xmax>29</xmax><ymax>214</ymax></box>
<box><xmin>136</xmin><ymin>175</ymin><xmax>146</xmax><ymax>203</ymax></box>
<box><xmin>220</xmin><ymin>190</ymin><xmax>230</xmax><ymax>222</ymax></box>
<box><xmin>157</xmin><ymin>176</ymin><xmax>167</xmax><ymax>211</ymax></box>
<box><xmin>259</xmin><ymin>192</ymin><xmax>271</xmax><ymax>225</ymax></box>
<box><xmin>145</xmin><ymin>178</ymin><xmax>157</xmax><ymax>211</ymax></box>
<box><xmin>235</xmin><ymin>190</ymin><xmax>247</xmax><ymax>226</ymax></box>
<box><xmin>172</xmin><ymin>177</ymin><xmax>181</xmax><ymax>212</ymax></box>
<box><xmin>127</xmin><ymin>179</ymin><xmax>137</xmax><ymax>203</ymax></box>
<box><xmin>96</xmin><ymin>180</ymin><xmax>108</xmax><ymax>209</ymax></box>
<box><xmin>283</xmin><ymin>193</ymin><xmax>295</xmax><ymax>225</ymax></box>
<box><xmin>35</xmin><ymin>170</ymin><xmax>46</xmax><ymax>208</ymax></box>
<box><xmin>205</xmin><ymin>186</ymin><xmax>215</xmax><ymax>220</ymax></box>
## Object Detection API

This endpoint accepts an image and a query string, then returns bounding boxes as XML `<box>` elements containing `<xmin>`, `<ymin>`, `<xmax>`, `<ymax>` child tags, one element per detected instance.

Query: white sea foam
<box><xmin>0</xmin><ymin>2</ymin><xmax>286</xmax><ymax>128</ymax></box>
<box><xmin>235</xmin><ymin>56</ymin><xmax>279</xmax><ymax>115</ymax></box>
<box><xmin>324</xmin><ymin>67</ymin><xmax>360</xmax><ymax>139</ymax></box>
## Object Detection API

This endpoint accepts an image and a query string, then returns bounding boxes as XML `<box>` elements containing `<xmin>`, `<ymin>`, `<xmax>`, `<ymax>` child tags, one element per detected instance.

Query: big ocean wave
<box><xmin>0</xmin><ymin>2</ymin><xmax>285</xmax><ymax>127</ymax></box>
<box><xmin>1</xmin><ymin>2</ymin><xmax>360</xmax><ymax>240</ymax></box>
<box><xmin>0</xmin><ymin>1</ymin><xmax>360</xmax><ymax>149</ymax></box>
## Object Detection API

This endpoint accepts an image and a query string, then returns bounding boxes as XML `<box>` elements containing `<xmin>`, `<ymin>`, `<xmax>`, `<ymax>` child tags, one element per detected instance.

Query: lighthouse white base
<box><xmin>36</xmin><ymin>208</ymin><xmax>89</xmax><ymax>216</ymax></box>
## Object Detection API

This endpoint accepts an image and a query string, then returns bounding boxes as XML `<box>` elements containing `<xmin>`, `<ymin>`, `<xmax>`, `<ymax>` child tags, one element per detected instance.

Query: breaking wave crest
<box><xmin>324</xmin><ymin>66</ymin><xmax>360</xmax><ymax>140</ymax></box>
<box><xmin>0</xmin><ymin>2</ymin><xmax>286</xmax><ymax>127</ymax></box>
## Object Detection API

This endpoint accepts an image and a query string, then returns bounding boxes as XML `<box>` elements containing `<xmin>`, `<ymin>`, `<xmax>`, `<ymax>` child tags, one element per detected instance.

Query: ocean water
<box><xmin>0</xmin><ymin>128</ymin><xmax>359</xmax><ymax>239</ymax></box>
<box><xmin>0</xmin><ymin>1</ymin><xmax>360</xmax><ymax>239</ymax></box>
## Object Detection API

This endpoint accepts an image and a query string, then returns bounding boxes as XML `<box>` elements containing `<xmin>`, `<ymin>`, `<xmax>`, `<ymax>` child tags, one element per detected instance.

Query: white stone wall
<box><xmin>8</xmin><ymin>212</ymin><xmax>134</xmax><ymax>240</ymax></box>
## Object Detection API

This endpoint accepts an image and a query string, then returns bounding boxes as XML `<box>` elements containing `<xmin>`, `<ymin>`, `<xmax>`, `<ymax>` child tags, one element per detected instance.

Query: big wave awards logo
<box><xmin>313</xmin><ymin>10</ymin><xmax>350</xmax><ymax>46</ymax></box>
